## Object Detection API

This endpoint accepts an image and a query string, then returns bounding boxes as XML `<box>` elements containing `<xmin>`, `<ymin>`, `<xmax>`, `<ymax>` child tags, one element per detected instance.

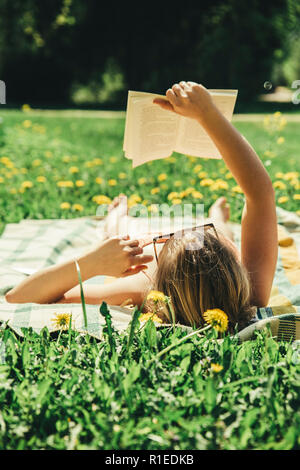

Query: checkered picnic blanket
<box><xmin>0</xmin><ymin>208</ymin><xmax>299</xmax><ymax>341</ymax></box>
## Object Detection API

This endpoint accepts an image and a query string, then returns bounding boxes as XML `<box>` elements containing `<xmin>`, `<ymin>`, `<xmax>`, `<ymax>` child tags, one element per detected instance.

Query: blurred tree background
<box><xmin>0</xmin><ymin>0</ymin><xmax>299</xmax><ymax>108</ymax></box>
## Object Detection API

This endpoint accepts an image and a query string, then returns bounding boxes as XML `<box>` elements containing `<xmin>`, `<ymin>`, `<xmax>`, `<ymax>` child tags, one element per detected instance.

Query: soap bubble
<box><xmin>263</xmin><ymin>81</ymin><xmax>273</xmax><ymax>91</ymax></box>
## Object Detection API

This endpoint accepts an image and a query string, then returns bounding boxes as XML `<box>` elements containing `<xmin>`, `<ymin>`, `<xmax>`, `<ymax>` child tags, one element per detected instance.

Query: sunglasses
<box><xmin>152</xmin><ymin>223</ymin><xmax>218</xmax><ymax>263</ymax></box>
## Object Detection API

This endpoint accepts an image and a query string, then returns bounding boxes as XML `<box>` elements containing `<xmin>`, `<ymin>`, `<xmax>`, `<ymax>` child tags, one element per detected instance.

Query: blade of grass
<box><xmin>99</xmin><ymin>302</ymin><xmax>116</xmax><ymax>355</ymax></box>
<box><xmin>150</xmin><ymin>324</ymin><xmax>211</xmax><ymax>363</ymax></box>
<box><xmin>74</xmin><ymin>260</ymin><xmax>88</xmax><ymax>329</ymax></box>
<box><xmin>127</xmin><ymin>306</ymin><xmax>141</xmax><ymax>354</ymax></box>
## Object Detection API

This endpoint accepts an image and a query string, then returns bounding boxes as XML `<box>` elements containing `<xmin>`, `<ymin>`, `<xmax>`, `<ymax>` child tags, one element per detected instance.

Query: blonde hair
<box><xmin>152</xmin><ymin>230</ymin><xmax>255</xmax><ymax>332</ymax></box>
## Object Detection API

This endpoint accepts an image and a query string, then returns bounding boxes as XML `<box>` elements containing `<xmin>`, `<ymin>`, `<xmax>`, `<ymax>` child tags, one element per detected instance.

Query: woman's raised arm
<box><xmin>154</xmin><ymin>82</ymin><xmax>278</xmax><ymax>306</ymax></box>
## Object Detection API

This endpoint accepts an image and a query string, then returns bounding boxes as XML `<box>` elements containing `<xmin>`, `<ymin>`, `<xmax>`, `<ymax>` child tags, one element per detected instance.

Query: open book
<box><xmin>123</xmin><ymin>89</ymin><xmax>238</xmax><ymax>167</ymax></box>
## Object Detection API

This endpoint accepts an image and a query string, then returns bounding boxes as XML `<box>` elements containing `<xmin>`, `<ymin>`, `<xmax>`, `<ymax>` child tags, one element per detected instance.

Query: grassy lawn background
<box><xmin>0</xmin><ymin>108</ymin><xmax>299</xmax><ymax>236</ymax></box>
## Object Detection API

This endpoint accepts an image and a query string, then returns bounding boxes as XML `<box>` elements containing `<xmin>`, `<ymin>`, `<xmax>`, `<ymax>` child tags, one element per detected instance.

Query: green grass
<box><xmin>0</xmin><ymin>109</ymin><xmax>299</xmax><ymax>236</ymax></box>
<box><xmin>0</xmin><ymin>108</ymin><xmax>299</xmax><ymax>450</ymax></box>
<box><xmin>0</xmin><ymin>305</ymin><xmax>300</xmax><ymax>450</ymax></box>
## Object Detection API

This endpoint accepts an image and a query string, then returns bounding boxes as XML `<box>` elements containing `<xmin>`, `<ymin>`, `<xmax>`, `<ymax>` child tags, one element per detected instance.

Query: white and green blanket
<box><xmin>0</xmin><ymin>208</ymin><xmax>299</xmax><ymax>342</ymax></box>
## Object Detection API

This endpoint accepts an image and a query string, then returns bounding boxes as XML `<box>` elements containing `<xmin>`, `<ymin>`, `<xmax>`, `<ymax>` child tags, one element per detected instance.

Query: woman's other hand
<box><xmin>88</xmin><ymin>236</ymin><xmax>154</xmax><ymax>278</ymax></box>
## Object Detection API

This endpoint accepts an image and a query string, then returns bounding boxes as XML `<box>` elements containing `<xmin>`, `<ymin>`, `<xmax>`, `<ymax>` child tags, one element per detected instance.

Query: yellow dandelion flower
<box><xmin>210</xmin><ymin>180</ymin><xmax>229</xmax><ymax>191</ymax></box>
<box><xmin>193</xmin><ymin>164</ymin><xmax>203</xmax><ymax>173</ymax></box>
<box><xmin>225</xmin><ymin>172</ymin><xmax>234</xmax><ymax>179</ymax></box>
<box><xmin>85</xmin><ymin>161</ymin><xmax>94</xmax><ymax>168</ymax></box>
<box><xmin>69</xmin><ymin>166</ymin><xmax>79</xmax><ymax>174</ymax></box>
<box><xmin>232</xmin><ymin>185</ymin><xmax>243</xmax><ymax>194</ymax></box>
<box><xmin>138</xmin><ymin>177</ymin><xmax>147</xmax><ymax>185</ymax></box>
<box><xmin>293</xmin><ymin>194</ymin><xmax>300</xmax><ymax>200</ymax></box>
<box><xmin>139</xmin><ymin>312</ymin><xmax>163</xmax><ymax>324</ymax></box>
<box><xmin>147</xmin><ymin>290</ymin><xmax>168</xmax><ymax>303</ymax></box>
<box><xmin>174</xmin><ymin>180</ymin><xmax>182</xmax><ymax>187</ymax></box>
<box><xmin>264</xmin><ymin>150</ymin><xmax>276</xmax><ymax>158</ymax></box>
<box><xmin>200</xmin><ymin>178</ymin><xmax>214</xmax><ymax>187</ymax></box>
<box><xmin>92</xmin><ymin>195</ymin><xmax>111</xmax><ymax>205</ymax></box>
<box><xmin>289</xmin><ymin>178</ymin><xmax>299</xmax><ymax>188</ymax></box>
<box><xmin>167</xmin><ymin>192</ymin><xmax>179</xmax><ymax>200</ymax></box>
<box><xmin>211</xmin><ymin>363</ymin><xmax>223</xmax><ymax>373</ymax></box>
<box><xmin>0</xmin><ymin>157</ymin><xmax>10</xmax><ymax>164</ymax></box>
<box><xmin>32</xmin><ymin>159</ymin><xmax>41</xmax><ymax>167</ymax></box>
<box><xmin>172</xmin><ymin>198</ymin><xmax>182</xmax><ymax>205</ymax></box>
<box><xmin>278</xmin><ymin>196</ymin><xmax>289</xmax><ymax>204</ymax></box>
<box><xmin>203</xmin><ymin>308</ymin><xmax>228</xmax><ymax>333</ymax></box>
<box><xmin>36</xmin><ymin>176</ymin><xmax>46</xmax><ymax>183</ymax></box>
<box><xmin>263</xmin><ymin>115</ymin><xmax>270</xmax><ymax>127</ymax></box>
<box><xmin>184</xmin><ymin>187</ymin><xmax>195</xmax><ymax>196</ymax></box>
<box><xmin>0</xmin><ymin>177</ymin><xmax>4</xmax><ymax>183</ymax></box>
<box><xmin>21</xmin><ymin>180</ymin><xmax>33</xmax><ymax>189</ymax></box>
<box><xmin>148</xmin><ymin>204</ymin><xmax>159</xmax><ymax>213</ymax></box>
<box><xmin>192</xmin><ymin>190</ymin><xmax>203</xmax><ymax>199</ymax></box>
<box><xmin>60</xmin><ymin>202</ymin><xmax>71</xmax><ymax>209</ymax></box>
<box><xmin>93</xmin><ymin>158</ymin><xmax>103</xmax><ymax>165</ymax></box>
<box><xmin>95</xmin><ymin>177</ymin><xmax>103</xmax><ymax>184</ymax></box>
<box><xmin>277</xmin><ymin>136</ymin><xmax>285</xmax><ymax>145</ymax></box>
<box><xmin>109</xmin><ymin>156</ymin><xmax>117</xmax><ymax>163</ymax></box>
<box><xmin>273</xmin><ymin>181</ymin><xmax>286</xmax><ymax>190</ymax></box>
<box><xmin>151</xmin><ymin>187</ymin><xmax>160</xmax><ymax>195</ymax></box>
<box><xmin>108</xmin><ymin>179</ymin><xmax>117</xmax><ymax>186</ymax></box>
<box><xmin>57</xmin><ymin>181</ymin><xmax>74</xmax><ymax>188</ymax></box>
<box><xmin>75</xmin><ymin>180</ymin><xmax>85</xmax><ymax>187</ymax></box>
<box><xmin>72</xmin><ymin>203</ymin><xmax>83</xmax><ymax>211</ymax></box>
<box><xmin>283</xmin><ymin>172</ymin><xmax>298</xmax><ymax>181</ymax></box>
<box><xmin>5</xmin><ymin>161</ymin><xmax>14</xmax><ymax>168</ymax></box>
<box><xmin>128</xmin><ymin>194</ymin><xmax>142</xmax><ymax>207</ymax></box>
<box><xmin>62</xmin><ymin>155</ymin><xmax>71</xmax><ymax>162</ymax></box>
<box><xmin>22</xmin><ymin>104</ymin><xmax>32</xmax><ymax>112</ymax></box>
<box><xmin>9</xmin><ymin>188</ymin><xmax>17</xmax><ymax>194</ymax></box>
<box><xmin>44</xmin><ymin>151</ymin><xmax>53</xmax><ymax>158</ymax></box>
<box><xmin>275</xmin><ymin>172</ymin><xmax>284</xmax><ymax>179</ymax></box>
<box><xmin>274</xmin><ymin>111</ymin><xmax>281</xmax><ymax>118</ymax></box>
<box><xmin>33</xmin><ymin>124</ymin><xmax>46</xmax><ymax>134</ymax></box>
<box><xmin>279</xmin><ymin>118</ymin><xmax>287</xmax><ymax>130</ymax></box>
<box><xmin>198</xmin><ymin>171</ymin><xmax>208</xmax><ymax>179</ymax></box>
<box><xmin>158</xmin><ymin>173</ymin><xmax>167</xmax><ymax>182</ymax></box>
<box><xmin>118</xmin><ymin>172</ymin><xmax>127</xmax><ymax>179</ymax></box>
<box><xmin>51</xmin><ymin>312</ymin><xmax>72</xmax><ymax>330</ymax></box>
<box><xmin>22</xmin><ymin>120</ymin><xmax>32</xmax><ymax>128</ymax></box>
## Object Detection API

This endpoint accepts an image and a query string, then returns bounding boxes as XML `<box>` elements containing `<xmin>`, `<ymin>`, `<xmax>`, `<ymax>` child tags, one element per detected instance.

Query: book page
<box><xmin>123</xmin><ymin>89</ymin><xmax>238</xmax><ymax>165</ymax></box>
<box><xmin>123</xmin><ymin>91</ymin><xmax>159</xmax><ymax>157</ymax></box>
<box><xmin>174</xmin><ymin>90</ymin><xmax>238</xmax><ymax>158</ymax></box>
<box><xmin>125</xmin><ymin>94</ymin><xmax>180</xmax><ymax>167</ymax></box>
<box><xmin>175</xmin><ymin>117</ymin><xmax>221</xmax><ymax>158</ymax></box>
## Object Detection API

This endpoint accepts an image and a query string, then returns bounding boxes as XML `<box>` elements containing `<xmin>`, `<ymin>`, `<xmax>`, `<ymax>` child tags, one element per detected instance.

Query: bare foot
<box><xmin>209</xmin><ymin>196</ymin><xmax>230</xmax><ymax>223</ymax></box>
<box><xmin>208</xmin><ymin>197</ymin><xmax>235</xmax><ymax>243</ymax></box>
<box><xmin>104</xmin><ymin>194</ymin><xmax>129</xmax><ymax>238</ymax></box>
